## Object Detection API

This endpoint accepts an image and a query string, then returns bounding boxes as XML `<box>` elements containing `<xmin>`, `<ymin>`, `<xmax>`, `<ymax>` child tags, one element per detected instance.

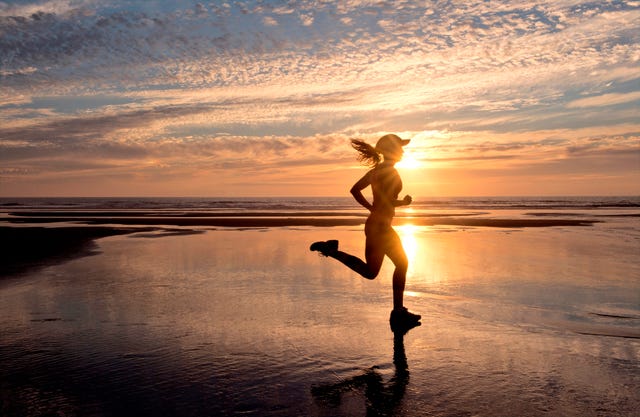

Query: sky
<box><xmin>0</xmin><ymin>0</ymin><xmax>639</xmax><ymax>197</ymax></box>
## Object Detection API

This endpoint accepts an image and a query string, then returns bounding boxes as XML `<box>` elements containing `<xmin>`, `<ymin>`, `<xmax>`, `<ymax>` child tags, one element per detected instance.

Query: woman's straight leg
<box><xmin>385</xmin><ymin>229</ymin><xmax>408</xmax><ymax>310</ymax></box>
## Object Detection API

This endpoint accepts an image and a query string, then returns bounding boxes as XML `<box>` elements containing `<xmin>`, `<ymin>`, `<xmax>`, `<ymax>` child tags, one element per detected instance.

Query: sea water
<box><xmin>2</xmin><ymin>195</ymin><xmax>639</xmax><ymax>211</ymax></box>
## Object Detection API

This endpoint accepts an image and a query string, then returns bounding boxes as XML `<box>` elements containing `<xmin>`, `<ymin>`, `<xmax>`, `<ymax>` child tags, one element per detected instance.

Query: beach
<box><xmin>1</xmin><ymin>197</ymin><xmax>639</xmax><ymax>416</ymax></box>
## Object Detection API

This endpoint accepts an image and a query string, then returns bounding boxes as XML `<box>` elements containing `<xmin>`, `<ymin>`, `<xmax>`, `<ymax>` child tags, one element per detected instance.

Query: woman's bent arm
<box><xmin>350</xmin><ymin>171</ymin><xmax>373</xmax><ymax>211</ymax></box>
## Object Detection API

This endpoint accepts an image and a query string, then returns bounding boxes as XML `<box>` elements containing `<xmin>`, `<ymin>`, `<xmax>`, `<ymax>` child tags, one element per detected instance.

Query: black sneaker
<box><xmin>309</xmin><ymin>240</ymin><xmax>339</xmax><ymax>256</ymax></box>
<box><xmin>390</xmin><ymin>307</ymin><xmax>421</xmax><ymax>333</ymax></box>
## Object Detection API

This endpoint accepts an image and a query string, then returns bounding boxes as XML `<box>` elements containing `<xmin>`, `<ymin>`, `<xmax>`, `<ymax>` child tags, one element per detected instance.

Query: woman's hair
<box><xmin>351</xmin><ymin>139</ymin><xmax>380</xmax><ymax>167</ymax></box>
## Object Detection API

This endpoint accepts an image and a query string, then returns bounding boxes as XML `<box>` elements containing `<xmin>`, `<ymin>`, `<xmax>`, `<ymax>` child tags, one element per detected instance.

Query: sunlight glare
<box><xmin>396</xmin><ymin>154</ymin><xmax>421</xmax><ymax>170</ymax></box>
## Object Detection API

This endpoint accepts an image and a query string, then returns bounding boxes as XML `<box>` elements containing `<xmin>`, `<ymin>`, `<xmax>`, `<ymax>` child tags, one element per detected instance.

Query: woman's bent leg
<box><xmin>327</xmin><ymin>235</ymin><xmax>384</xmax><ymax>280</ymax></box>
<box><xmin>328</xmin><ymin>251</ymin><xmax>374</xmax><ymax>279</ymax></box>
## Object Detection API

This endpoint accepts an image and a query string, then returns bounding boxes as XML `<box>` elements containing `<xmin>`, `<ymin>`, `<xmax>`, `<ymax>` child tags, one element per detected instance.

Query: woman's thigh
<box><xmin>383</xmin><ymin>228</ymin><xmax>408</xmax><ymax>268</ymax></box>
<box><xmin>366</xmin><ymin>227</ymin><xmax>407</xmax><ymax>269</ymax></box>
<box><xmin>364</xmin><ymin>234</ymin><xmax>386</xmax><ymax>275</ymax></box>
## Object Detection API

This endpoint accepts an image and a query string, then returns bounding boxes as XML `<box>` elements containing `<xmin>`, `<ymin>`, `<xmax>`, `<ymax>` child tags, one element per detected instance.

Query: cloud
<box><xmin>263</xmin><ymin>16</ymin><xmax>278</xmax><ymax>26</ymax></box>
<box><xmin>299</xmin><ymin>14</ymin><xmax>314</xmax><ymax>26</ymax></box>
<box><xmin>566</xmin><ymin>91</ymin><xmax>640</xmax><ymax>108</ymax></box>
<box><xmin>0</xmin><ymin>0</ymin><xmax>95</xmax><ymax>17</ymax></box>
<box><xmin>0</xmin><ymin>102</ymin><xmax>214</xmax><ymax>144</ymax></box>
<box><xmin>2</xmin><ymin>0</ymin><xmax>637</xmax><ymax>98</ymax></box>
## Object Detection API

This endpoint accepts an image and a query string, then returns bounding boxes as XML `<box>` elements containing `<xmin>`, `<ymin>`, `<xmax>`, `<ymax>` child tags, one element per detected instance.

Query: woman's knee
<box><xmin>363</xmin><ymin>267</ymin><xmax>379</xmax><ymax>280</ymax></box>
<box><xmin>363</xmin><ymin>249</ymin><xmax>384</xmax><ymax>280</ymax></box>
<box><xmin>393</xmin><ymin>256</ymin><xmax>408</xmax><ymax>274</ymax></box>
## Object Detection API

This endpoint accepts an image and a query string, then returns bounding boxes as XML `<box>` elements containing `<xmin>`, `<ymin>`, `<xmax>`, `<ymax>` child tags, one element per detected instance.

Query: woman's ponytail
<box><xmin>350</xmin><ymin>139</ymin><xmax>380</xmax><ymax>167</ymax></box>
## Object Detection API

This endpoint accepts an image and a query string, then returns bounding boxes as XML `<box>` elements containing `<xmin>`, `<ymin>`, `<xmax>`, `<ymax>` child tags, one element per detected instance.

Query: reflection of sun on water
<box><xmin>396</xmin><ymin>222</ymin><xmax>436</xmax><ymax>294</ymax></box>
<box><xmin>397</xmin><ymin>224</ymin><xmax>421</xmax><ymax>298</ymax></box>
<box><xmin>396</xmin><ymin>223</ymin><xmax>419</xmax><ymax>265</ymax></box>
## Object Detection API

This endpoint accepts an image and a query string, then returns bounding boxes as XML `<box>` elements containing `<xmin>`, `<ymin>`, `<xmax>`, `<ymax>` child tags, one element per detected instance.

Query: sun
<box><xmin>396</xmin><ymin>154</ymin><xmax>421</xmax><ymax>170</ymax></box>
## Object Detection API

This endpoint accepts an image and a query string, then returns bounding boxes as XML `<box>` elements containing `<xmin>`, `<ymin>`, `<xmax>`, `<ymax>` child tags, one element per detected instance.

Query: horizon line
<box><xmin>1</xmin><ymin>195</ymin><xmax>639</xmax><ymax>199</ymax></box>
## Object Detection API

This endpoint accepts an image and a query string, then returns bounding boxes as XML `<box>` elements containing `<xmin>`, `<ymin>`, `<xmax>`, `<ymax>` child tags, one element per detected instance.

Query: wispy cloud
<box><xmin>567</xmin><ymin>91</ymin><xmax>640</xmax><ymax>108</ymax></box>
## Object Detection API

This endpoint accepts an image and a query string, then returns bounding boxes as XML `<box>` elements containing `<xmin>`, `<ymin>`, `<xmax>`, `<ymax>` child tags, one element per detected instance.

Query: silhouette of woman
<box><xmin>310</xmin><ymin>134</ymin><xmax>421</xmax><ymax>329</ymax></box>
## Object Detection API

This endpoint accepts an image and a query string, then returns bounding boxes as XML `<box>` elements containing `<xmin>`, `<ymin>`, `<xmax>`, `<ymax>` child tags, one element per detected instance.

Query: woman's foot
<box><xmin>390</xmin><ymin>307</ymin><xmax>421</xmax><ymax>333</ymax></box>
<box><xmin>390</xmin><ymin>307</ymin><xmax>421</xmax><ymax>322</ymax></box>
<box><xmin>309</xmin><ymin>239</ymin><xmax>339</xmax><ymax>256</ymax></box>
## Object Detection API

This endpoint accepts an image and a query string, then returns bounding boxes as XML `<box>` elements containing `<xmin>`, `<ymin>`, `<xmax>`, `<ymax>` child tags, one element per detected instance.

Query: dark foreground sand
<box><xmin>0</xmin><ymin>226</ymin><xmax>138</xmax><ymax>277</ymax></box>
<box><xmin>0</xmin><ymin>226</ymin><xmax>208</xmax><ymax>277</ymax></box>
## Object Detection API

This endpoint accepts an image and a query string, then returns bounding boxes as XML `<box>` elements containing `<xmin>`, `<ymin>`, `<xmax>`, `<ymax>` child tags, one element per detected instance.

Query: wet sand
<box><xmin>0</xmin><ymin>211</ymin><xmax>599</xmax><ymax>277</ymax></box>
<box><xmin>1</xmin><ymin>217</ymin><xmax>639</xmax><ymax>416</ymax></box>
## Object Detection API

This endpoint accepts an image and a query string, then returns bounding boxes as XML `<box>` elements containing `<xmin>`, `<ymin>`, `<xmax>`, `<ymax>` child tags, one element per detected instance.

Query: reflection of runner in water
<box><xmin>310</xmin><ymin>134</ymin><xmax>421</xmax><ymax>329</ymax></box>
<box><xmin>311</xmin><ymin>329</ymin><xmax>411</xmax><ymax>414</ymax></box>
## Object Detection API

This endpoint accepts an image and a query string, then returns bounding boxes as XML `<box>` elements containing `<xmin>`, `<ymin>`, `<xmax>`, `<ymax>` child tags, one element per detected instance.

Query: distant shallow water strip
<box><xmin>5</xmin><ymin>211</ymin><xmax>598</xmax><ymax>228</ymax></box>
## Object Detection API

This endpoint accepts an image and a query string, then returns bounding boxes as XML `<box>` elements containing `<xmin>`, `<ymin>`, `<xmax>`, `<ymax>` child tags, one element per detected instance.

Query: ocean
<box><xmin>2</xmin><ymin>195</ymin><xmax>639</xmax><ymax>211</ymax></box>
